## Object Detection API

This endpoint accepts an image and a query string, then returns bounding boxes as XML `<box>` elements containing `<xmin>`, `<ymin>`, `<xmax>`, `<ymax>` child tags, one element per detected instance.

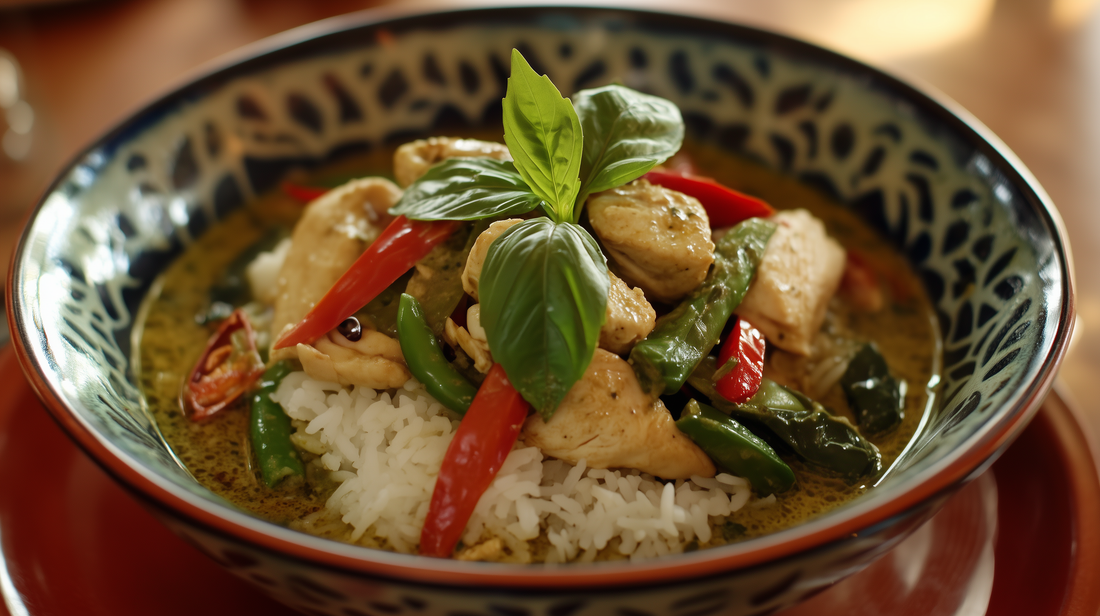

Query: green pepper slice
<box><xmin>397</xmin><ymin>293</ymin><xmax>479</xmax><ymax>415</ymax></box>
<box><xmin>250</xmin><ymin>360</ymin><xmax>304</xmax><ymax>488</ymax></box>
<box><xmin>200</xmin><ymin>226</ymin><xmax>289</xmax><ymax>324</ymax></box>
<box><xmin>676</xmin><ymin>399</ymin><xmax>794</xmax><ymax>495</ymax></box>
<box><xmin>404</xmin><ymin>220</ymin><xmax>485</xmax><ymax>337</ymax></box>
<box><xmin>688</xmin><ymin>358</ymin><xmax>882</xmax><ymax>483</ymax></box>
<box><xmin>630</xmin><ymin>217</ymin><xmax>776</xmax><ymax>397</ymax></box>
<box><xmin>840</xmin><ymin>343</ymin><xmax>905</xmax><ymax>435</ymax></box>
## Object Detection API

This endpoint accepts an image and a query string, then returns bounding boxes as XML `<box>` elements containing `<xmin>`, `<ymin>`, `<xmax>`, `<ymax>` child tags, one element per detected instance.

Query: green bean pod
<box><xmin>397</xmin><ymin>293</ymin><xmax>479</xmax><ymax>415</ymax></box>
<box><xmin>630</xmin><ymin>218</ymin><xmax>776</xmax><ymax>396</ymax></box>
<box><xmin>688</xmin><ymin>358</ymin><xmax>882</xmax><ymax>483</ymax></box>
<box><xmin>250</xmin><ymin>360</ymin><xmax>304</xmax><ymax>488</ymax></box>
<box><xmin>676</xmin><ymin>399</ymin><xmax>795</xmax><ymax>495</ymax></box>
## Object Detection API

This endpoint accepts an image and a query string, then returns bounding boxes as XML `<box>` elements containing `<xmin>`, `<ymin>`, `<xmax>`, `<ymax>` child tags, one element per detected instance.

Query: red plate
<box><xmin>0</xmin><ymin>345</ymin><xmax>1097</xmax><ymax>615</ymax></box>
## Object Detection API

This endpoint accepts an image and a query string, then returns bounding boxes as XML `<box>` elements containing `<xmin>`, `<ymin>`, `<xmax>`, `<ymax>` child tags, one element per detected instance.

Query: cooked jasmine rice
<box><xmin>270</xmin><ymin>372</ymin><xmax>761</xmax><ymax>562</ymax></box>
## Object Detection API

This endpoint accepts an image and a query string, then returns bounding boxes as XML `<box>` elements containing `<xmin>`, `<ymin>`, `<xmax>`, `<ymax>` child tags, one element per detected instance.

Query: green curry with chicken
<box><xmin>136</xmin><ymin>51</ymin><xmax>939</xmax><ymax>561</ymax></box>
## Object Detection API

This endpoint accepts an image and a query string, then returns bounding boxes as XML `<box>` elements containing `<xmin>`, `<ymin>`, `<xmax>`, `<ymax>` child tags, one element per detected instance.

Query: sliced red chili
<box><xmin>280</xmin><ymin>181</ymin><xmax>330</xmax><ymax>203</ymax></box>
<box><xmin>715</xmin><ymin>316</ymin><xmax>766</xmax><ymax>405</ymax></box>
<box><xmin>644</xmin><ymin>170</ymin><xmax>775</xmax><ymax>227</ymax></box>
<box><xmin>273</xmin><ymin>215</ymin><xmax>459</xmax><ymax>350</ymax></box>
<box><xmin>840</xmin><ymin>250</ymin><xmax>886</xmax><ymax>312</ymax></box>
<box><xmin>419</xmin><ymin>364</ymin><xmax>529</xmax><ymax>557</ymax></box>
<box><xmin>186</xmin><ymin>309</ymin><xmax>265</xmax><ymax>420</ymax></box>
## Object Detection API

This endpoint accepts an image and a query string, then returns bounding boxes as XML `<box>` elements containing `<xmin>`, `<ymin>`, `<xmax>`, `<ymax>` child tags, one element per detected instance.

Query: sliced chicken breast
<box><xmin>269</xmin><ymin>178</ymin><xmax>402</xmax><ymax>360</ymax></box>
<box><xmin>587</xmin><ymin>179</ymin><xmax>714</xmax><ymax>304</ymax></box>
<box><xmin>736</xmin><ymin>209</ymin><xmax>845</xmax><ymax>356</ymax></box>
<box><xmin>521</xmin><ymin>349</ymin><xmax>715</xmax><ymax>480</ymax></box>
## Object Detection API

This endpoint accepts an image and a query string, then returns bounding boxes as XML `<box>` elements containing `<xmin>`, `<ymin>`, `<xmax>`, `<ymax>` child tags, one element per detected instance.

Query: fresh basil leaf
<box><xmin>572</xmin><ymin>85</ymin><xmax>684</xmax><ymax>216</ymax></box>
<box><xmin>479</xmin><ymin>218</ymin><xmax>609</xmax><ymax>418</ymax></box>
<box><xmin>388</xmin><ymin>158</ymin><xmax>544</xmax><ymax>221</ymax></box>
<box><xmin>502</xmin><ymin>49</ymin><xmax>583</xmax><ymax>223</ymax></box>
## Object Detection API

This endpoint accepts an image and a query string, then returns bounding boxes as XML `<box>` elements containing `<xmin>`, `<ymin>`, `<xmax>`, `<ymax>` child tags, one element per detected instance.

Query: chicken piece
<box><xmin>600</xmin><ymin>272</ymin><xmax>656</xmax><ymax>355</ymax></box>
<box><xmin>521</xmin><ymin>349</ymin><xmax>715</xmax><ymax>480</ymax></box>
<box><xmin>736</xmin><ymin>209</ymin><xmax>845</xmax><ymax>356</ymax></box>
<box><xmin>443</xmin><ymin>305</ymin><xmax>493</xmax><ymax>374</ymax></box>
<box><xmin>297</xmin><ymin>327</ymin><xmax>411</xmax><ymax>389</ymax></box>
<box><xmin>587</xmin><ymin>179</ymin><xmax>715</xmax><ymax>304</ymax></box>
<box><xmin>269</xmin><ymin>178</ymin><xmax>402</xmax><ymax>361</ymax></box>
<box><xmin>461</xmin><ymin>219</ymin><xmax>523</xmax><ymax>301</ymax></box>
<box><xmin>462</xmin><ymin>220</ymin><xmax>654</xmax><ymax>355</ymax></box>
<box><xmin>454</xmin><ymin>538</ymin><xmax>505</xmax><ymax>562</ymax></box>
<box><xmin>394</xmin><ymin>137</ymin><xmax>512</xmax><ymax>187</ymax></box>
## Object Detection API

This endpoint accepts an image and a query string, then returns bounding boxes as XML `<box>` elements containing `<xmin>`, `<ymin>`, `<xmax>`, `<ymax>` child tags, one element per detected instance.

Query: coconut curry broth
<box><xmin>136</xmin><ymin>138</ymin><xmax>939</xmax><ymax>543</ymax></box>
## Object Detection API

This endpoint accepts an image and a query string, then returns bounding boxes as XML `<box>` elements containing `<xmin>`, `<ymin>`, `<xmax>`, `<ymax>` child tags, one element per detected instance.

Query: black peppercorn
<box><xmin>338</xmin><ymin>316</ymin><xmax>362</xmax><ymax>341</ymax></box>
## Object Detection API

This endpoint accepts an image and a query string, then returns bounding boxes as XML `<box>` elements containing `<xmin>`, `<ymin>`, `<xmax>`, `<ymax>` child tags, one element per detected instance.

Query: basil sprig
<box><xmin>387</xmin><ymin>49</ymin><xmax>685</xmax><ymax>418</ymax></box>
<box><xmin>389</xmin><ymin>158</ymin><xmax>543</xmax><ymax>221</ymax></box>
<box><xmin>502</xmin><ymin>49</ymin><xmax>584</xmax><ymax>223</ymax></box>
<box><xmin>479</xmin><ymin>218</ymin><xmax>609</xmax><ymax>418</ymax></box>
<box><xmin>571</xmin><ymin>85</ymin><xmax>684</xmax><ymax>220</ymax></box>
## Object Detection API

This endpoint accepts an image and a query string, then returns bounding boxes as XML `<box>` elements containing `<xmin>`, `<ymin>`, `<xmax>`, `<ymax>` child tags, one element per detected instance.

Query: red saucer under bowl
<box><xmin>0</xmin><ymin>346</ymin><xmax>1097</xmax><ymax>616</ymax></box>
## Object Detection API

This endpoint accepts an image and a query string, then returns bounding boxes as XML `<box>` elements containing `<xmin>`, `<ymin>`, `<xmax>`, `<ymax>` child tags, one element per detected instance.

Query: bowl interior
<box><xmin>8</xmin><ymin>5</ymin><xmax>1070</xmax><ymax>569</ymax></box>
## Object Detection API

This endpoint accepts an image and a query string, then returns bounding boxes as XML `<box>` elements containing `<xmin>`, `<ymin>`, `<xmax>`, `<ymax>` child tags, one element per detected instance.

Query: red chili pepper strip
<box><xmin>186</xmin><ymin>309</ymin><xmax>266</xmax><ymax>420</ymax></box>
<box><xmin>419</xmin><ymin>364</ymin><xmax>529</xmax><ymax>557</ymax></box>
<box><xmin>274</xmin><ymin>216</ymin><xmax>459</xmax><ymax>350</ymax></box>
<box><xmin>840</xmin><ymin>250</ymin><xmax>886</xmax><ymax>312</ymax></box>
<box><xmin>715</xmin><ymin>317</ymin><xmax>766</xmax><ymax>405</ymax></box>
<box><xmin>280</xmin><ymin>181</ymin><xmax>330</xmax><ymax>203</ymax></box>
<box><xmin>643</xmin><ymin>170</ymin><xmax>775</xmax><ymax>228</ymax></box>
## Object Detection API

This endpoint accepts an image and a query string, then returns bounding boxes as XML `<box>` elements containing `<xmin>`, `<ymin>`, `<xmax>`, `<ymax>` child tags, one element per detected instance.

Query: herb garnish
<box><xmin>389</xmin><ymin>49</ymin><xmax>684</xmax><ymax>418</ymax></box>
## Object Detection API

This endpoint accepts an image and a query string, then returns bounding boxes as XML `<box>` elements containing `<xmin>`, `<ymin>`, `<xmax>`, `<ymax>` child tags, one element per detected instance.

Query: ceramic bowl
<box><xmin>6</xmin><ymin>5</ymin><xmax>1074</xmax><ymax>616</ymax></box>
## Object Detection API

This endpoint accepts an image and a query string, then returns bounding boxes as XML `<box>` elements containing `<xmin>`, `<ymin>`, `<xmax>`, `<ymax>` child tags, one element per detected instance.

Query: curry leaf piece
<box><xmin>502</xmin><ymin>48</ymin><xmax>583</xmax><ymax>223</ymax></box>
<box><xmin>572</xmin><ymin>84</ymin><xmax>684</xmax><ymax>217</ymax></box>
<box><xmin>479</xmin><ymin>218</ymin><xmax>609</xmax><ymax>419</ymax></box>
<box><xmin>388</xmin><ymin>158</ymin><xmax>544</xmax><ymax>221</ymax></box>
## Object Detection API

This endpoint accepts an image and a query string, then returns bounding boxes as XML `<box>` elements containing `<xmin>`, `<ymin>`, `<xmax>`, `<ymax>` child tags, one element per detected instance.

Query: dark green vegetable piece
<box><xmin>397</xmin><ymin>293</ymin><xmax>479</xmax><ymax>415</ymax></box>
<box><xmin>250</xmin><ymin>360</ymin><xmax>304</xmax><ymax>488</ymax></box>
<box><xmin>201</xmin><ymin>227</ymin><xmax>288</xmax><ymax>323</ymax></box>
<box><xmin>840</xmin><ymin>343</ymin><xmax>906</xmax><ymax>434</ymax></box>
<box><xmin>404</xmin><ymin>221</ymin><xmax>484</xmax><ymax>337</ymax></box>
<box><xmin>355</xmin><ymin>269</ymin><xmax>414</xmax><ymax>337</ymax></box>
<box><xmin>687</xmin><ymin>358</ymin><xmax>881</xmax><ymax>483</ymax></box>
<box><xmin>676</xmin><ymin>399</ymin><xmax>795</xmax><ymax>495</ymax></box>
<box><xmin>630</xmin><ymin>218</ymin><xmax>776</xmax><ymax>396</ymax></box>
<box><xmin>360</xmin><ymin>222</ymin><xmax>483</xmax><ymax>337</ymax></box>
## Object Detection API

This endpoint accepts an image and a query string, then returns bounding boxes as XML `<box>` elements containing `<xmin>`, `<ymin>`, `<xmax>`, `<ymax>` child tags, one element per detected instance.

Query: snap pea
<box><xmin>840</xmin><ymin>343</ymin><xmax>905</xmax><ymax>435</ymax></box>
<box><xmin>630</xmin><ymin>218</ymin><xmax>776</xmax><ymax>397</ymax></box>
<box><xmin>397</xmin><ymin>293</ymin><xmax>478</xmax><ymax>415</ymax></box>
<box><xmin>676</xmin><ymin>399</ymin><xmax>795</xmax><ymax>495</ymax></box>
<box><xmin>688</xmin><ymin>358</ymin><xmax>881</xmax><ymax>483</ymax></box>
<box><xmin>250</xmin><ymin>360</ymin><xmax>304</xmax><ymax>488</ymax></box>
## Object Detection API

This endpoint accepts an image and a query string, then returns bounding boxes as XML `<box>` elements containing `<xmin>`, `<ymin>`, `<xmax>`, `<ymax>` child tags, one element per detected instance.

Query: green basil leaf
<box><xmin>479</xmin><ymin>218</ymin><xmax>609</xmax><ymax>418</ymax></box>
<box><xmin>502</xmin><ymin>49</ymin><xmax>583</xmax><ymax>222</ymax></box>
<box><xmin>572</xmin><ymin>85</ymin><xmax>684</xmax><ymax>215</ymax></box>
<box><xmin>388</xmin><ymin>158</ymin><xmax>544</xmax><ymax>221</ymax></box>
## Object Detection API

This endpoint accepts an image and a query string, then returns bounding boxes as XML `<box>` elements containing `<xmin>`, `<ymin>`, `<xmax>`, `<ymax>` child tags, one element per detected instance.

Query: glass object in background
<box><xmin>0</xmin><ymin>49</ymin><xmax>33</xmax><ymax>163</ymax></box>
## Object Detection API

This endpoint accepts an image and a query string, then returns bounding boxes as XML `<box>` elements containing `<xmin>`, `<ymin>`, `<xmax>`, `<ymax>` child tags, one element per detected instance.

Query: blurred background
<box><xmin>1</xmin><ymin>0</ymin><xmax>1098</xmax><ymax>437</ymax></box>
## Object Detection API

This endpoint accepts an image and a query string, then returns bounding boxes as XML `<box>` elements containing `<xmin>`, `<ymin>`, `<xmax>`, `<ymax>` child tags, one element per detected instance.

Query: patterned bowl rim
<box><xmin>5</xmin><ymin>2</ymin><xmax>1076</xmax><ymax>591</ymax></box>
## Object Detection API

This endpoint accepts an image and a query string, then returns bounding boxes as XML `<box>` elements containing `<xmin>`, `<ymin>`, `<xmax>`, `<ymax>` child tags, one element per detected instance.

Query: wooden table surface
<box><xmin>2</xmin><ymin>0</ymin><xmax>1098</xmax><ymax>484</ymax></box>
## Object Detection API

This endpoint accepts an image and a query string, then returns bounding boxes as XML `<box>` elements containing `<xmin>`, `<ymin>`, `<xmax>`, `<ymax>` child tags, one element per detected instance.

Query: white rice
<box><xmin>270</xmin><ymin>372</ymin><xmax>760</xmax><ymax>562</ymax></box>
